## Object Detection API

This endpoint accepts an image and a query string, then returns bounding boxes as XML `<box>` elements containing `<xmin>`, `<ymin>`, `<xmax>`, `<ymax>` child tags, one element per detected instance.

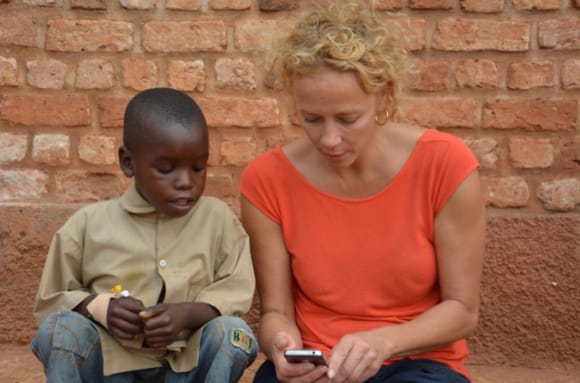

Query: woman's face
<box><xmin>292</xmin><ymin>68</ymin><xmax>383</xmax><ymax>167</ymax></box>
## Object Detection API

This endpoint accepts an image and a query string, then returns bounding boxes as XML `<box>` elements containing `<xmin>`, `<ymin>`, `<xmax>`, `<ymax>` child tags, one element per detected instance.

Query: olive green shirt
<box><xmin>34</xmin><ymin>185</ymin><xmax>255</xmax><ymax>375</ymax></box>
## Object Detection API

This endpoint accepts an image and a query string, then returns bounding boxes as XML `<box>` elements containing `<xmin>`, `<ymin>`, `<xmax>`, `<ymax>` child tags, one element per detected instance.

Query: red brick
<box><xmin>26</xmin><ymin>58</ymin><xmax>68</xmax><ymax>89</ymax></box>
<box><xmin>387</xmin><ymin>17</ymin><xmax>426</xmax><ymax>52</ymax></box>
<box><xmin>205</xmin><ymin>169</ymin><xmax>235</xmax><ymax>198</ymax></box>
<box><xmin>197</xmin><ymin>96</ymin><xmax>280</xmax><ymax>128</ymax></box>
<box><xmin>259</xmin><ymin>0</ymin><xmax>298</xmax><ymax>11</ymax></box>
<box><xmin>464</xmin><ymin>137</ymin><xmax>498</xmax><ymax>169</ymax></box>
<box><xmin>507</xmin><ymin>60</ymin><xmax>555</xmax><ymax>90</ymax></box>
<box><xmin>513</xmin><ymin>0</ymin><xmax>560</xmax><ymax>10</ymax></box>
<box><xmin>167</xmin><ymin>60</ymin><xmax>206</xmax><ymax>92</ymax></box>
<box><xmin>455</xmin><ymin>59</ymin><xmax>499</xmax><ymax>88</ymax></box>
<box><xmin>120</xmin><ymin>0</ymin><xmax>157</xmax><ymax>9</ymax></box>
<box><xmin>55</xmin><ymin>171</ymin><xmax>129</xmax><ymax>202</ymax></box>
<box><xmin>46</xmin><ymin>20</ymin><xmax>133</xmax><ymax>52</ymax></box>
<box><xmin>409</xmin><ymin>60</ymin><xmax>451</xmax><ymax>92</ymax></box>
<box><xmin>210</xmin><ymin>0</ymin><xmax>251</xmax><ymax>10</ymax></box>
<box><xmin>508</xmin><ymin>137</ymin><xmax>554</xmax><ymax>168</ymax></box>
<box><xmin>0</xmin><ymin>133</ymin><xmax>27</xmax><ymax>164</ymax></box>
<box><xmin>0</xmin><ymin>56</ymin><xmax>18</xmax><ymax>86</ymax></box>
<box><xmin>98</xmin><ymin>96</ymin><xmax>132</xmax><ymax>128</ymax></box>
<box><xmin>560</xmin><ymin>138</ymin><xmax>580</xmax><ymax>169</ymax></box>
<box><xmin>215</xmin><ymin>58</ymin><xmax>257</xmax><ymax>91</ymax></box>
<box><xmin>220</xmin><ymin>136</ymin><xmax>257</xmax><ymax>166</ymax></box>
<box><xmin>32</xmin><ymin>134</ymin><xmax>71</xmax><ymax>166</ymax></box>
<box><xmin>143</xmin><ymin>21</ymin><xmax>226</xmax><ymax>53</ymax></box>
<box><xmin>460</xmin><ymin>0</ymin><xmax>505</xmax><ymax>13</ymax></box>
<box><xmin>481</xmin><ymin>176</ymin><xmax>530</xmax><ymax>208</ymax></box>
<box><xmin>1</xmin><ymin>94</ymin><xmax>90</xmax><ymax>127</ymax></box>
<box><xmin>402</xmin><ymin>97</ymin><xmax>479</xmax><ymax>128</ymax></box>
<box><xmin>76</xmin><ymin>58</ymin><xmax>114</xmax><ymax>89</ymax></box>
<box><xmin>537</xmin><ymin>178</ymin><xmax>580</xmax><ymax>211</ymax></box>
<box><xmin>482</xmin><ymin>98</ymin><xmax>576</xmax><ymax>131</ymax></box>
<box><xmin>409</xmin><ymin>0</ymin><xmax>452</xmax><ymax>9</ymax></box>
<box><xmin>208</xmin><ymin>130</ymin><xmax>220</xmax><ymax>167</ymax></box>
<box><xmin>234</xmin><ymin>19</ymin><xmax>294</xmax><ymax>52</ymax></box>
<box><xmin>71</xmin><ymin>0</ymin><xmax>107</xmax><ymax>9</ymax></box>
<box><xmin>538</xmin><ymin>19</ymin><xmax>580</xmax><ymax>50</ymax></box>
<box><xmin>121</xmin><ymin>58</ymin><xmax>158</xmax><ymax>90</ymax></box>
<box><xmin>78</xmin><ymin>135</ymin><xmax>118</xmax><ymax>165</ymax></box>
<box><xmin>375</xmin><ymin>0</ymin><xmax>403</xmax><ymax>9</ymax></box>
<box><xmin>561</xmin><ymin>58</ymin><xmax>580</xmax><ymax>89</ymax></box>
<box><xmin>0</xmin><ymin>17</ymin><xmax>37</xmax><ymax>47</ymax></box>
<box><xmin>0</xmin><ymin>170</ymin><xmax>49</xmax><ymax>200</ymax></box>
<box><xmin>432</xmin><ymin>18</ymin><xmax>530</xmax><ymax>51</ymax></box>
<box><xmin>166</xmin><ymin>0</ymin><xmax>201</xmax><ymax>10</ymax></box>
<box><xmin>23</xmin><ymin>0</ymin><xmax>63</xmax><ymax>5</ymax></box>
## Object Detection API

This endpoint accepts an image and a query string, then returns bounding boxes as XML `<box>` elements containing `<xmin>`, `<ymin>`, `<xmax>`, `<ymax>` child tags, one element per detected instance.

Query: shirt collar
<box><xmin>120</xmin><ymin>184</ymin><xmax>157</xmax><ymax>215</ymax></box>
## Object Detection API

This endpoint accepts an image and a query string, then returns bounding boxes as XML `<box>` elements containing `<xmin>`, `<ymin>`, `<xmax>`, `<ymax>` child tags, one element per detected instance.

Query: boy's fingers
<box><xmin>139</xmin><ymin>305</ymin><xmax>165</xmax><ymax>319</ymax></box>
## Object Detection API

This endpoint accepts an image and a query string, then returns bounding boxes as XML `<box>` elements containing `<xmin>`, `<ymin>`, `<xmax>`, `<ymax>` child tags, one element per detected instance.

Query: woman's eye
<box><xmin>193</xmin><ymin>166</ymin><xmax>206</xmax><ymax>173</ymax></box>
<box><xmin>339</xmin><ymin>117</ymin><xmax>358</xmax><ymax>124</ymax></box>
<box><xmin>302</xmin><ymin>116</ymin><xmax>319</xmax><ymax>123</ymax></box>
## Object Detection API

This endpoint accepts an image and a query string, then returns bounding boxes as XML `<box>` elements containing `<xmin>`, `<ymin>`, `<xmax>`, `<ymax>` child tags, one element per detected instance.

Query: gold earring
<box><xmin>375</xmin><ymin>110</ymin><xmax>389</xmax><ymax>125</ymax></box>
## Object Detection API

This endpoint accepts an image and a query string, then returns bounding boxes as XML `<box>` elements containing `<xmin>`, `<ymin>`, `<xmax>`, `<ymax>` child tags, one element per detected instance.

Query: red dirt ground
<box><xmin>2</xmin><ymin>344</ymin><xmax>579</xmax><ymax>383</ymax></box>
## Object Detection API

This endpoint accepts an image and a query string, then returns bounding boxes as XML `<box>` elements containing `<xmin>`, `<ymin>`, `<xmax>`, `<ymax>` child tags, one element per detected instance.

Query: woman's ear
<box><xmin>118</xmin><ymin>146</ymin><xmax>134</xmax><ymax>177</ymax></box>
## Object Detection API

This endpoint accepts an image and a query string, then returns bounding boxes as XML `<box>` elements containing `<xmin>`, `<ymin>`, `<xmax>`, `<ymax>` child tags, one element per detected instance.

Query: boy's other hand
<box><xmin>107</xmin><ymin>297</ymin><xmax>145</xmax><ymax>340</ymax></box>
<box><xmin>140</xmin><ymin>303</ymin><xmax>188</xmax><ymax>348</ymax></box>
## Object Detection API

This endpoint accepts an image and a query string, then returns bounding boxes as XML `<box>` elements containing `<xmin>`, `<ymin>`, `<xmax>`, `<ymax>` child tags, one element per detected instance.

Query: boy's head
<box><xmin>119</xmin><ymin>88</ymin><xmax>209</xmax><ymax>218</ymax></box>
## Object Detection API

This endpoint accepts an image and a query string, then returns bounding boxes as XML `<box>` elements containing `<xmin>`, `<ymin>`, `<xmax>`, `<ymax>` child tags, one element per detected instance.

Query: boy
<box><xmin>32</xmin><ymin>88</ymin><xmax>257</xmax><ymax>382</ymax></box>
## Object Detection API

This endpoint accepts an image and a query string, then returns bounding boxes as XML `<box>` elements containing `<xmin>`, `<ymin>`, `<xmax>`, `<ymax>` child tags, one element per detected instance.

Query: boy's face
<box><xmin>119</xmin><ymin>120</ymin><xmax>209</xmax><ymax>218</ymax></box>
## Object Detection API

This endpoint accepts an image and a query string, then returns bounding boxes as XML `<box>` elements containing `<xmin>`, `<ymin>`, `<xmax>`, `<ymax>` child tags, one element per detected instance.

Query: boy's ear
<box><xmin>118</xmin><ymin>146</ymin><xmax>135</xmax><ymax>177</ymax></box>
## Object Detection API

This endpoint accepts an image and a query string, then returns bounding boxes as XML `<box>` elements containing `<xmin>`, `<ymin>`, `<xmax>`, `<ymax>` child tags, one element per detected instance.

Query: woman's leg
<box><xmin>369</xmin><ymin>358</ymin><xmax>470</xmax><ymax>383</ymax></box>
<box><xmin>252</xmin><ymin>360</ymin><xmax>280</xmax><ymax>383</ymax></box>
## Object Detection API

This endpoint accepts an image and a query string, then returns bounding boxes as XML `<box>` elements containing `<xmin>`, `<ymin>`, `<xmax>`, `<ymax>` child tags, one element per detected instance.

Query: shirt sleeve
<box><xmin>431</xmin><ymin>134</ymin><xmax>480</xmax><ymax>215</ymax></box>
<box><xmin>239</xmin><ymin>151</ymin><xmax>282</xmax><ymax>224</ymax></box>
<box><xmin>193</xmin><ymin>204</ymin><xmax>255</xmax><ymax>317</ymax></box>
<box><xmin>34</xmin><ymin>209</ymin><xmax>91</xmax><ymax>324</ymax></box>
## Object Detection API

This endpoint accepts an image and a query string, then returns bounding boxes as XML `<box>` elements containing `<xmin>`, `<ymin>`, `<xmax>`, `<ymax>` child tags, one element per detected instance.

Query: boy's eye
<box><xmin>155</xmin><ymin>164</ymin><xmax>174</xmax><ymax>174</ymax></box>
<box><xmin>193</xmin><ymin>165</ymin><xmax>206</xmax><ymax>173</ymax></box>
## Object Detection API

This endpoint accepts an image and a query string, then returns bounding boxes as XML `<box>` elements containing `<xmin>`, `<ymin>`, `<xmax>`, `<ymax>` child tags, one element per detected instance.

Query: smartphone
<box><xmin>284</xmin><ymin>349</ymin><xmax>328</xmax><ymax>366</ymax></box>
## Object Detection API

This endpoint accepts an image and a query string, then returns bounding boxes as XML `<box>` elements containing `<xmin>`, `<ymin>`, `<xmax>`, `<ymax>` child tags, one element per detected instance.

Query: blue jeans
<box><xmin>32</xmin><ymin>311</ymin><xmax>258</xmax><ymax>383</ymax></box>
<box><xmin>253</xmin><ymin>358</ymin><xmax>470</xmax><ymax>383</ymax></box>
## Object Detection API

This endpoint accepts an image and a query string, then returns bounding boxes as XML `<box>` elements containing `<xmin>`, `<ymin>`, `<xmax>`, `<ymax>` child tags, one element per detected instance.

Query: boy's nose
<box><xmin>175</xmin><ymin>170</ymin><xmax>194</xmax><ymax>189</ymax></box>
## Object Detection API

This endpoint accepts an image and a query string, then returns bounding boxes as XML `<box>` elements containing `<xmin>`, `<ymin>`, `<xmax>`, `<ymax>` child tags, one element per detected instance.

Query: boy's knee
<box><xmin>32</xmin><ymin>311</ymin><xmax>100</xmax><ymax>360</ymax></box>
<box><xmin>204</xmin><ymin>316</ymin><xmax>258</xmax><ymax>360</ymax></box>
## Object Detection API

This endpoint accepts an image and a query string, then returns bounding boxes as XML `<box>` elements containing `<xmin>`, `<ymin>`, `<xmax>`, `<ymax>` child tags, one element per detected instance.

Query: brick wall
<box><xmin>1</xmin><ymin>0</ymin><xmax>579</xmax><ymax>369</ymax></box>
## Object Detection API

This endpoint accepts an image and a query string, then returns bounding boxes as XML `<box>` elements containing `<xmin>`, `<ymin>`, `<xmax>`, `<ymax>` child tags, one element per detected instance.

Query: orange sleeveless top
<box><xmin>241</xmin><ymin>129</ymin><xmax>479</xmax><ymax>378</ymax></box>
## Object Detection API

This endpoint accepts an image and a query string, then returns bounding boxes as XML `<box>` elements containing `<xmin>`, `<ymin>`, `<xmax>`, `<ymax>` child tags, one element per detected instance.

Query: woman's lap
<box><xmin>252</xmin><ymin>358</ymin><xmax>470</xmax><ymax>383</ymax></box>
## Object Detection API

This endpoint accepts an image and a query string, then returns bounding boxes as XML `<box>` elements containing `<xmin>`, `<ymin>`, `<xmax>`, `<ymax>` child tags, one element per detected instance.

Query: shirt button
<box><xmin>159</xmin><ymin>259</ymin><xmax>167</xmax><ymax>268</ymax></box>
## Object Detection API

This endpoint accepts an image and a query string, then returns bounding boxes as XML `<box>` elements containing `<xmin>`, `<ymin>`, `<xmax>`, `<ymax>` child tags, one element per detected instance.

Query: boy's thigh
<box><xmin>373</xmin><ymin>358</ymin><xmax>470</xmax><ymax>383</ymax></box>
<box><xmin>32</xmin><ymin>310</ymin><xmax>101</xmax><ymax>360</ymax></box>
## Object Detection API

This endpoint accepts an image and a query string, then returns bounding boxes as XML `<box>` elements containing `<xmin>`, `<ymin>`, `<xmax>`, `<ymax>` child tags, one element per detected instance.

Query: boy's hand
<box><xmin>139</xmin><ymin>303</ymin><xmax>188</xmax><ymax>348</ymax></box>
<box><xmin>107</xmin><ymin>297</ymin><xmax>145</xmax><ymax>340</ymax></box>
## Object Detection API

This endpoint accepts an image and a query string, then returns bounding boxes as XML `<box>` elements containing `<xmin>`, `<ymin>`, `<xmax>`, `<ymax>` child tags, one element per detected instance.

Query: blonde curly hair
<box><xmin>268</xmin><ymin>0</ymin><xmax>411</xmax><ymax>120</ymax></box>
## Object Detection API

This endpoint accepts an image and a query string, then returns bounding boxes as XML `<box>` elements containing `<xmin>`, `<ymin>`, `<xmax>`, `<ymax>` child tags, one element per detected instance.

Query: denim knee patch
<box><xmin>49</xmin><ymin>311</ymin><xmax>101</xmax><ymax>359</ymax></box>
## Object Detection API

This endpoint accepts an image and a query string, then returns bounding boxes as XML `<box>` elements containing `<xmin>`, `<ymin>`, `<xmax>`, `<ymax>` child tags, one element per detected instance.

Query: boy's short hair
<box><xmin>123</xmin><ymin>88</ymin><xmax>207</xmax><ymax>151</ymax></box>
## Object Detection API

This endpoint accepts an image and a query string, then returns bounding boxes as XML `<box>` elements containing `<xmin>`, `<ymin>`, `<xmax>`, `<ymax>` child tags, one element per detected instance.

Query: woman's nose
<box><xmin>319</xmin><ymin>123</ymin><xmax>342</xmax><ymax>148</ymax></box>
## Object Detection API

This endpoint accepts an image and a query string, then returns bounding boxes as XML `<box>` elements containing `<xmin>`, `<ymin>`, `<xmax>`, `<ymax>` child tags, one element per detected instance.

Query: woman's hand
<box><xmin>327</xmin><ymin>330</ymin><xmax>387</xmax><ymax>383</ymax></box>
<box><xmin>271</xmin><ymin>332</ymin><xmax>329</xmax><ymax>383</ymax></box>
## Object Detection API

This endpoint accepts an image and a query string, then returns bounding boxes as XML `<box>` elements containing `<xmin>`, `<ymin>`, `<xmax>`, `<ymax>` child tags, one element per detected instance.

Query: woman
<box><xmin>240</xmin><ymin>1</ymin><xmax>486</xmax><ymax>382</ymax></box>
